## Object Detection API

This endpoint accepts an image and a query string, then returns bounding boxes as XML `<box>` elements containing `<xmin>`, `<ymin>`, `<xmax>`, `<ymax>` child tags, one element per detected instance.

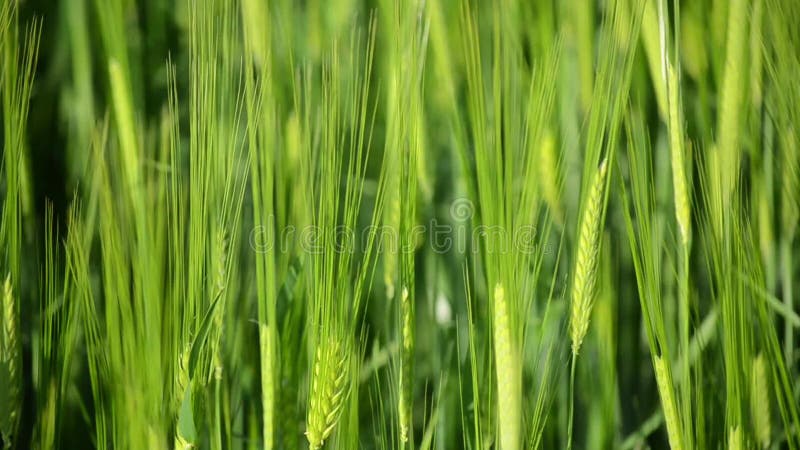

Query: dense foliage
<box><xmin>1</xmin><ymin>0</ymin><xmax>799</xmax><ymax>449</ymax></box>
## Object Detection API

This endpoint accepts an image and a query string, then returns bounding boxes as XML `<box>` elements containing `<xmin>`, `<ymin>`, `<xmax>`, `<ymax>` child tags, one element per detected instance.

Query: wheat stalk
<box><xmin>261</xmin><ymin>324</ymin><xmax>276</xmax><ymax>450</ymax></box>
<box><xmin>493</xmin><ymin>283</ymin><xmax>520</xmax><ymax>450</ymax></box>
<box><xmin>680</xmin><ymin>8</ymin><xmax>708</xmax><ymax>82</ymax></box>
<box><xmin>108</xmin><ymin>59</ymin><xmax>140</xmax><ymax>203</ymax></box>
<box><xmin>728</xmin><ymin>426</ymin><xmax>742</xmax><ymax>450</ymax></box>
<box><xmin>279</xmin><ymin>352</ymin><xmax>299</xmax><ymax>450</ymax></box>
<box><xmin>174</xmin><ymin>429</ymin><xmax>194</xmax><ymax>450</ymax></box>
<box><xmin>384</xmin><ymin>174</ymin><xmax>401</xmax><ymax>301</ymax></box>
<box><xmin>570</xmin><ymin>158</ymin><xmax>609</xmax><ymax>356</ymax></box>
<box><xmin>641</xmin><ymin>0</ymin><xmax>668</xmax><ymax>120</ymax></box>
<box><xmin>716</xmin><ymin>0</ymin><xmax>748</xmax><ymax>200</ymax></box>
<box><xmin>781</xmin><ymin>129</ymin><xmax>799</xmax><ymax>237</ymax></box>
<box><xmin>306</xmin><ymin>338</ymin><xmax>348</xmax><ymax>449</ymax></box>
<box><xmin>174</xmin><ymin>343</ymin><xmax>191</xmax><ymax>409</ymax></box>
<box><xmin>751</xmin><ymin>353</ymin><xmax>771</xmax><ymax>448</ymax></box>
<box><xmin>213</xmin><ymin>227</ymin><xmax>228</xmax><ymax>296</ymax></box>
<box><xmin>399</xmin><ymin>286</ymin><xmax>414</xmax><ymax>443</ymax></box>
<box><xmin>653</xmin><ymin>355</ymin><xmax>684</xmax><ymax>450</ymax></box>
<box><xmin>667</xmin><ymin>63</ymin><xmax>691</xmax><ymax>245</ymax></box>
<box><xmin>538</xmin><ymin>129</ymin><xmax>563</xmax><ymax>226</ymax></box>
<box><xmin>749</xmin><ymin>0</ymin><xmax>764</xmax><ymax>109</ymax></box>
<box><xmin>173</xmin><ymin>343</ymin><xmax>193</xmax><ymax>450</ymax></box>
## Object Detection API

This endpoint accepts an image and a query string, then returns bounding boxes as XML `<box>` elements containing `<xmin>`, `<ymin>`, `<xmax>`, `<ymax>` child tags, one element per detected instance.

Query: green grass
<box><xmin>2</xmin><ymin>0</ymin><xmax>800</xmax><ymax>449</ymax></box>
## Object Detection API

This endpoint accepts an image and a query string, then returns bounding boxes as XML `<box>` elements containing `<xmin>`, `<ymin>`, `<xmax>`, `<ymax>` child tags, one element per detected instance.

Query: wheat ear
<box><xmin>306</xmin><ymin>338</ymin><xmax>348</xmax><ymax>449</ymax></box>
<box><xmin>751</xmin><ymin>353</ymin><xmax>771</xmax><ymax>448</ymax></box>
<box><xmin>1</xmin><ymin>275</ymin><xmax>21</xmax><ymax>447</ymax></box>
<box><xmin>399</xmin><ymin>286</ymin><xmax>414</xmax><ymax>443</ymax></box>
<box><xmin>493</xmin><ymin>283</ymin><xmax>520</xmax><ymax>450</ymax></box>
<box><xmin>570</xmin><ymin>158</ymin><xmax>609</xmax><ymax>356</ymax></box>
<box><xmin>653</xmin><ymin>355</ymin><xmax>684</xmax><ymax>450</ymax></box>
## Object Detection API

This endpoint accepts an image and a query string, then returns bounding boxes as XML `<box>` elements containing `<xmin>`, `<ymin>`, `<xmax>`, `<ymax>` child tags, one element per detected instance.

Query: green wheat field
<box><xmin>1</xmin><ymin>0</ymin><xmax>799</xmax><ymax>448</ymax></box>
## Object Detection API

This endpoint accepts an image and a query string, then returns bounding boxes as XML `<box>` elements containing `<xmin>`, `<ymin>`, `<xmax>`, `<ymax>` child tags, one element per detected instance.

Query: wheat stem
<box><xmin>653</xmin><ymin>355</ymin><xmax>684</xmax><ymax>450</ymax></box>
<box><xmin>108</xmin><ymin>60</ymin><xmax>140</xmax><ymax>203</ymax></box>
<box><xmin>174</xmin><ymin>343</ymin><xmax>192</xmax><ymax>450</ymax></box>
<box><xmin>751</xmin><ymin>353</ymin><xmax>771</xmax><ymax>448</ymax></box>
<box><xmin>493</xmin><ymin>283</ymin><xmax>520</xmax><ymax>450</ymax></box>
<box><xmin>716</xmin><ymin>0</ymin><xmax>748</xmax><ymax>200</ymax></box>
<box><xmin>261</xmin><ymin>324</ymin><xmax>275</xmax><ymax>450</ymax></box>
<box><xmin>667</xmin><ymin>64</ymin><xmax>691</xmax><ymax>246</ymax></box>
<box><xmin>566</xmin><ymin>353</ymin><xmax>577</xmax><ymax>450</ymax></box>
<box><xmin>641</xmin><ymin>0</ymin><xmax>668</xmax><ymax>120</ymax></box>
<box><xmin>538</xmin><ymin>129</ymin><xmax>563</xmax><ymax>226</ymax></box>
<box><xmin>728</xmin><ymin>426</ymin><xmax>742</xmax><ymax>450</ymax></box>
